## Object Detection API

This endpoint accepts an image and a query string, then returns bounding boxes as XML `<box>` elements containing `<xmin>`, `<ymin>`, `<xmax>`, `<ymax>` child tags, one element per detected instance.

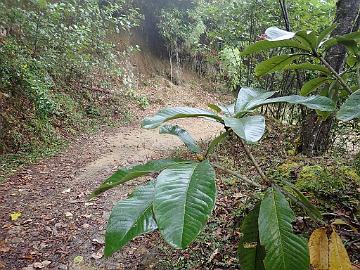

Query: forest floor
<box><xmin>0</xmin><ymin>77</ymin><xmax>232</xmax><ymax>270</ymax></box>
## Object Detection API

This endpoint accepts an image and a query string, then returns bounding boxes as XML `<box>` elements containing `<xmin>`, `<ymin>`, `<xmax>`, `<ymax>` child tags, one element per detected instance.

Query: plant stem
<box><xmin>318</xmin><ymin>56</ymin><xmax>353</xmax><ymax>95</ymax></box>
<box><xmin>212</xmin><ymin>163</ymin><xmax>263</xmax><ymax>188</ymax></box>
<box><xmin>239</xmin><ymin>139</ymin><xmax>270</xmax><ymax>185</ymax></box>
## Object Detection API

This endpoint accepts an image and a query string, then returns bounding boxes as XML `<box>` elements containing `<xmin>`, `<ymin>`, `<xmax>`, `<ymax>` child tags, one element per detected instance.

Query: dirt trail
<box><xmin>0</xmin><ymin>81</ymin><xmax>227</xmax><ymax>270</ymax></box>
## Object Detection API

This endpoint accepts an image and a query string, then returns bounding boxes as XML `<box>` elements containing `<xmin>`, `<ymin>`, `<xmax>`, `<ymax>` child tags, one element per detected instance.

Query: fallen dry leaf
<box><xmin>329</xmin><ymin>230</ymin><xmax>352</xmax><ymax>270</ymax></box>
<box><xmin>0</xmin><ymin>241</ymin><xmax>10</xmax><ymax>253</ymax></box>
<box><xmin>309</xmin><ymin>227</ymin><xmax>329</xmax><ymax>270</ymax></box>
<box><xmin>10</xmin><ymin>211</ymin><xmax>22</xmax><ymax>221</ymax></box>
<box><xmin>73</xmin><ymin>256</ymin><xmax>84</xmax><ymax>265</ymax></box>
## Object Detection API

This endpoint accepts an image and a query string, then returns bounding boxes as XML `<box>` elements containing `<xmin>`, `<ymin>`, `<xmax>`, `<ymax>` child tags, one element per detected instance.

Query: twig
<box><xmin>212</xmin><ymin>163</ymin><xmax>263</xmax><ymax>188</ymax></box>
<box><xmin>239</xmin><ymin>139</ymin><xmax>270</xmax><ymax>185</ymax></box>
<box><xmin>318</xmin><ymin>56</ymin><xmax>353</xmax><ymax>95</ymax></box>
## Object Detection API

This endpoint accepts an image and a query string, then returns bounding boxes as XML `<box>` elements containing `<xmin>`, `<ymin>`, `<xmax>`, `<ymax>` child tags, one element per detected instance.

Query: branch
<box><xmin>212</xmin><ymin>163</ymin><xmax>263</xmax><ymax>188</ymax></box>
<box><xmin>239</xmin><ymin>139</ymin><xmax>271</xmax><ymax>185</ymax></box>
<box><xmin>318</xmin><ymin>56</ymin><xmax>353</xmax><ymax>95</ymax></box>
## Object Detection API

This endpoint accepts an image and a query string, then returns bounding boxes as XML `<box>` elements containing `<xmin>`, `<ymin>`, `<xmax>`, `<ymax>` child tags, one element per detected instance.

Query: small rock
<box><xmin>91</xmin><ymin>248</ymin><xmax>104</xmax><ymax>260</ymax></box>
<box><xmin>21</xmin><ymin>266</ymin><xmax>34</xmax><ymax>270</ymax></box>
<box><xmin>33</xmin><ymin>262</ymin><xmax>44</xmax><ymax>269</ymax></box>
<box><xmin>61</xmin><ymin>188</ymin><xmax>71</xmax><ymax>194</ymax></box>
<box><xmin>65</xmin><ymin>212</ymin><xmax>73</xmax><ymax>219</ymax></box>
<box><xmin>58</xmin><ymin>264</ymin><xmax>68</xmax><ymax>270</ymax></box>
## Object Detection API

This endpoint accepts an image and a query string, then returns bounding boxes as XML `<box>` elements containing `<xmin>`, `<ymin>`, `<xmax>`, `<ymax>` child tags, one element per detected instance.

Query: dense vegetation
<box><xmin>0</xmin><ymin>0</ymin><xmax>141</xmax><ymax>156</ymax></box>
<box><xmin>1</xmin><ymin>0</ymin><xmax>360</xmax><ymax>269</ymax></box>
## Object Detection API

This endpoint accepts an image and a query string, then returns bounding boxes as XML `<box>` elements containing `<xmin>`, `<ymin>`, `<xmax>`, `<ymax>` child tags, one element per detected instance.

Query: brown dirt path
<box><xmin>0</xmin><ymin>80</ymin><xmax>228</xmax><ymax>270</ymax></box>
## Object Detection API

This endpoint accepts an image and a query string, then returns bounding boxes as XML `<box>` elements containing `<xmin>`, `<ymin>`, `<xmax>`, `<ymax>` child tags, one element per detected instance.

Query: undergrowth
<box><xmin>148</xmin><ymin>118</ymin><xmax>359</xmax><ymax>269</ymax></box>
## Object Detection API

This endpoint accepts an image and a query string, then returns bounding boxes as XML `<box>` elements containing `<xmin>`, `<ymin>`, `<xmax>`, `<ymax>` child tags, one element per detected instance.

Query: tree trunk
<box><xmin>300</xmin><ymin>0</ymin><xmax>360</xmax><ymax>156</ymax></box>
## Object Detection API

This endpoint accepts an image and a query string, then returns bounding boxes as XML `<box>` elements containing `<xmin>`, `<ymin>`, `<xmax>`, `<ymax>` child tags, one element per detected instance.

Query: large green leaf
<box><xmin>255</xmin><ymin>55</ymin><xmax>300</xmax><ymax>76</ymax></box>
<box><xmin>92</xmin><ymin>159</ymin><xmax>187</xmax><ymax>196</ymax></box>
<box><xmin>224</xmin><ymin>116</ymin><xmax>265</xmax><ymax>143</ymax></box>
<box><xmin>235</xmin><ymin>87</ymin><xmax>276</xmax><ymax>114</ymax></box>
<box><xmin>142</xmin><ymin>107</ymin><xmax>223</xmax><ymax>129</ymax></box>
<box><xmin>295</xmin><ymin>30</ymin><xmax>318</xmax><ymax>50</ymax></box>
<box><xmin>321</xmin><ymin>30</ymin><xmax>360</xmax><ymax>51</ymax></box>
<box><xmin>207</xmin><ymin>103</ymin><xmax>222</xmax><ymax>113</ymax></box>
<box><xmin>206</xmin><ymin>131</ymin><xmax>229</xmax><ymax>157</ymax></box>
<box><xmin>337</xmin><ymin>89</ymin><xmax>360</xmax><ymax>121</ymax></box>
<box><xmin>262</xmin><ymin>95</ymin><xmax>335</xmax><ymax>112</ymax></box>
<box><xmin>283</xmin><ymin>63</ymin><xmax>330</xmax><ymax>74</ymax></box>
<box><xmin>105</xmin><ymin>182</ymin><xmax>157</xmax><ymax>257</ymax></box>
<box><xmin>317</xmin><ymin>25</ymin><xmax>337</xmax><ymax>47</ymax></box>
<box><xmin>282</xmin><ymin>181</ymin><xmax>322</xmax><ymax>222</ymax></box>
<box><xmin>238</xmin><ymin>203</ymin><xmax>266</xmax><ymax>270</ymax></box>
<box><xmin>241</xmin><ymin>40</ymin><xmax>310</xmax><ymax>56</ymax></box>
<box><xmin>159</xmin><ymin>125</ymin><xmax>201</xmax><ymax>153</ymax></box>
<box><xmin>258</xmin><ymin>187</ymin><xmax>309</xmax><ymax>270</ymax></box>
<box><xmin>154</xmin><ymin>160</ymin><xmax>216</xmax><ymax>249</ymax></box>
<box><xmin>300</xmin><ymin>77</ymin><xmax>330</xmax><ymax>96</ymax></box>
<box><xmin>218</xmin><ymin>103</ymin><xmax>235</xmax><ymax>116</ymax></box>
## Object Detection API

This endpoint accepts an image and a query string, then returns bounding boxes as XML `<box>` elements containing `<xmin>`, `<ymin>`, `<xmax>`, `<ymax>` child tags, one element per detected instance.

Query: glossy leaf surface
<box><xmin>259</xmin><ymin>187</ymin><xmax>309</xmax><ymax>270</ymax></box>
<box><xmin>238</xmin><ymin>203</ymin><xmax>265</xmax><ymax>270</ymax></box>
<box><xmin>337</xmin><ymin>89</ymin><xmax>360</xmax><ymax>121</ymax></box>
<box><xmin>142</xmin><ymin>107</ymin><xmax>222</xmax><ymax>129</ymax></box>
<box><xmin>255</xmin><ymin>55</ymin><xmax>300</xmax><ymax>76</ymax></box>
<box><xmin>154</xmin><ymin>160</ymin><xmax>216</xmax><ymax>249</ymax></box>
<box><xmin>235</xmin><ymin>87</ymin><xmax>276</xmax><ymax>114</ymax></box>
<box><xmin>224</xmin><ymin>116</ymin><xmax>265</xmax><ymax>143</ymax></box>
<box><xmin>160</xmin><ymin>125</ymin><xmax>201</xmax><ymax>153</ymax></box>
<box><xmin>263</xmin><ymin>95</ymin><xmax>335</xmax><ymax>111</ymax></box>
<box><xmin>93</xmin><ymin>159</ymin><xmax>186</xmax><ymax>196</ymax></box>
<box><xmin>105</xmin><ymin>182</ymin><xmax>157</xmax><ymax>256</ymax></box>
<box><xmin>300</xmin><ymin>77</ymin><xmax>330</xmax><ymax>96</ymax></box>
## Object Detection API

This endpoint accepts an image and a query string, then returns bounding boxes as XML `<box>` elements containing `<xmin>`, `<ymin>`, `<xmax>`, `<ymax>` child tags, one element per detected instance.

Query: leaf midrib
<box><xmin>270</xmin><ymin>190</ymin><xmax>287</xmax><ymax>269</ymax></box>
<box><xmin>181</xmin><ymin>163</ymin><xmax>197</xmax><ymax>247</ymax></box>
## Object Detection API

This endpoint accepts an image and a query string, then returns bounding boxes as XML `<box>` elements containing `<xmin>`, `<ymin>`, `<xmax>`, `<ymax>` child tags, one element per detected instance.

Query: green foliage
<box><xmin>159</xmin><ymin>125</ymin><xmax>201</xmax><ymax>153</ymax></box>
<box><xmin>154</xmin><ymin>160</ymin><xmax>216</xmax><ymax>249</ymax></box>
<box><xmin>93</xmin><ymin>159</ymin><xmax>186</xmax><ymax>196</ymax></box>
<box><xmin>337</xmin><ymin>90</ymin><xmax>360</xmax><ymax>121</ymax></box>
<box><xmin>93</xmin><ymin>86</ymin><xmax>336</xmax><ymax>269</ymax></box>
<box><xmin>255</xmin><ymin>54</ymin><xmax>301</xmax><ymax>76</ymax></box>
<box><xmin>295</xmin><ymin>165</ymin><xmax>359</xmax><ymax>196</ymax></box>
<box><xmin>219</xmin><ymin>46</ymin><xmax>242</xmax><ymax>90</ymax></box>
<box><xmin>105</xmin><ymin>181</ymin><xmax>157</xmax><ymax>257</ymax></box>
<box><xmin>0</xmin><ymin>0</ymin><xmax>142</xmax><ymax>154</ymax></box>
<box><xmin>157</xmin><ymin>0</ymin><xmax>335</xmax><ymax>92</ymax></box>
<box><xmin>271</xmin><ymin>159</ymin><xmax>359</xmax><ymax>215</ymax></box>
<box><xmin>238</xmin><ymin>203</ymin><xmax>265</xmax><ymax>270</ymax></box>
<box><xmin>242</xmin><ymin>25</ymin><xmax>360</xmax><ymax>122</ymax></box>
<box><xmin>258</xmin><ymin>187</ymin><xmax>309</xmax><ymax>270</ymax></box>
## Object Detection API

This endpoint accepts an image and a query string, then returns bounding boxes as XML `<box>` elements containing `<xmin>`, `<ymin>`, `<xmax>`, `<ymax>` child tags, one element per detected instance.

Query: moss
<box><xmin>339</xmin><ymin>166</ymin><xmax>360</xmax><ymax>183</ymax></box>
<box><xmin>354</xmin><ymin>152</ymin><xmax>360</xmax><ymax>175</ymax></box>
<box><xmin>277</xmin><ymin>161</ymin><xmax>301</xmax><ymax>178</ymax></box>
<box><xmin>296</xmin><ymin>165</ymin><xmax>339</xmax><ymax>195</ymax></box>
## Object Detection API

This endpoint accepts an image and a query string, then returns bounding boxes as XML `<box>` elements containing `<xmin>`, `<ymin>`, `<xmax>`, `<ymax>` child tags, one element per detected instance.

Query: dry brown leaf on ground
<box><xmin>309</xmin><ymin>227</ymin><xmax>329</xmax><ymax>270</ymax></box>
<box><xmin>329</xmin><ymin>229</ymin><xmax>352</xmax><ymax>270</ymax></box>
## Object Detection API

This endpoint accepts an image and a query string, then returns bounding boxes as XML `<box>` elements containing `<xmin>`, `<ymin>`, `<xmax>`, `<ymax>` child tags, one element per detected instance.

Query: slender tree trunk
<box><xmin>300</xmin><ymin>0</ymin><xmax>360</xmax><ymax>156</ymax></box>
